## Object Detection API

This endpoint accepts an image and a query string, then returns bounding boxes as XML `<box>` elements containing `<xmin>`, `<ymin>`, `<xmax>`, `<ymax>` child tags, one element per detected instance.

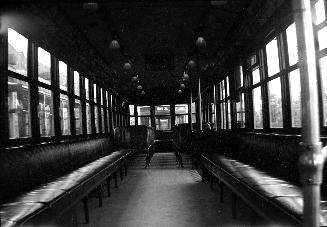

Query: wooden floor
<box><xmin>62</xmin><ymin>153</ymin><xmax>269</xmax><ymax>226</ymax></box>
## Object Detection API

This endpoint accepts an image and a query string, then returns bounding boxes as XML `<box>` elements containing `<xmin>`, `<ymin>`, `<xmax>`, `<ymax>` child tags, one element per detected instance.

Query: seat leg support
<box><xmin>210</xmin><ymin>174</ymin><xmax>214</xmax><ymax>191</ymax></box>
<box><xmin>232</xmin><ymin>192</ymin><xmax>237</xmax><ymax>219</ymax></box>
<box><xmin>106</xmin><ymin>177</ymin><xmax>111</xmax><ymax>197</ymax></box>
<box><xmin>82</xmin><ymin>197</ymin><xmax>90</xmax><ymax>224</ymax></box>
<box><xmin>114</xmin><ymin>172</ymin><xmax>118</xmax><ymax>188</ymax></box>
<box><xmin>97</xmin><ymin>185</ymin><xmax>103</xmax><ymax>208</ymax></box>
<box><xmin>120</xmin><ymin>166</ymin><xmax>123</xmax><ymax>181</ymax></box>
<box><xmin>220</xmin><ymin>182</ymin><xmax>224</xmax><ymax>203</ymax></box>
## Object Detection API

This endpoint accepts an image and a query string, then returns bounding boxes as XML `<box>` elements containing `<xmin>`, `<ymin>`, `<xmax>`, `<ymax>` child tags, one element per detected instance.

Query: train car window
<box><xmin>266</xmin><ymin>37</ymin><xmax>280</xmax><ymax>77</ymax></box>
<box><xmin>236</xmin><ymin>93</ymin><xmax>245</xmax><ymax>128</ymax></box>
<box><xmin>38</xmin><ymin>48</ymin><xmax>51</xmax><ymax>85</ymax></box>
<box><xmin>94</xmin><ymin>106</ymin><xmax>99</xmax><ymax>133</ymax></box>
<box><xmin>59</xmin><ymin>61</ymin><xmax>67</xmax><ymax>91</ymax></box>
<box><xmin>38</xmin><ymin>87</ymin><xmax>54</xmax><ymax>136</ymax></box>
<box><xmin>85</xmin><ymin>78</ymin><xmax>89</xmax><ymax>100</ymax></box>
<box><xmin>227</xmin><ymin>100</ymin><xmax>231</xmax><ymax>129</ymax></box>
<box><xmin>101</xmin><ymin>108</ymin><xmax>105</xmax><ymax>133</ymax></box>
<box><xmin>155</xmin><ymin>105</ymin><xmax>171</xmax><ymax>130</ymax></box>
<box><xmin>137</xmin><ymin>106</ymin><xmax>151</xmax><ymax>127</ymax></box>
<box><xmin>314</xmin><ymin>0</ymin><xmax>326</xmax><ymax>25</ymax></box>
<box><xmin>220</xmin><ymin>102</ymin><xmax>226</xmax><ymax>129</ymax></box>
<box><xmin>240</xmin><ymin>65</ymin><xmax>244</xmax><ymax>87</ymax></box>
<box><xmin>320</xmin><ymin>56</ymin><xmax>327</xmax><ymax>126</ymax></box>
<box><xmin>286</xmin><ymin>23</ymin><xmax>298</xmax><ymax>66</ymax></box>
<box><xmin>74</xmin><ymin>71</ymin><xmax>80</xmax><ymax>96</ymax></box>
<box><xmin>289</xmin><ymin>69</ymin><xmax>301</xmax><ymax>127</ymax></box>
<box><xmin>317</xmin><ymin>27</ymin><xmax>327</xmax><ymax>51</ymax></box>
<box><xmin>93</xmin><ymin>84</ymin><xmax>97</xmax><ymax>103</ymax></box>
<box><xmin>59</xmin><ymin>94</ymin><xmax>71</xmax><ymax>135</ymax></box>
<box><xmin>175</xmin><ymin>104</ymin><xmax>188</xmax><ymax>125</ymax></box>
<box><xmin>226</xmin><ymin>76</ymin><xmax>230</xmax><ymax>97</ymax></box>
<box><xmin>100</xmin><ymin>88</ymin><xmax>103</xmax><ymax>105</ymax></box>
<box><xmin>86</xmin><ymin>103</ymin><xmax>91</xmax><ymax>134</ymax></box>
<box><xmin>252</xmin><ymin>67</ymin><xmax>260</xmax><ymax>84</ymax></box>
<box><xmin>129</xmin><ymin>105</ymin><xmax>135</xmax><ymax>126</ymax></box>
<box><xmin>253</xmin><ymin>86</ymin><xmax>263</xmax><ymax>129</ymax></box>
<box><xmin>268</xmin><ymin>78</ymin><xmax>283</xmax><ymax>128</ymax></box>
<box><xmin>8</xmin><ymin>77</ymin><xmax>31</xmax><ymax>139</ymax></box>
<box><xmin>191</xmin><ymin>102</ymin><xmax>196</xmax><ymax>123</ymax></box>
<box><xmin>74</xmin><ymin>99</ymin><xmax>82</xmax><ymax>135</ymax></box>
<box><xmin>8</xmin><ymin>28</ymin><xmax>28</xmax><ymax>76</ymax></box>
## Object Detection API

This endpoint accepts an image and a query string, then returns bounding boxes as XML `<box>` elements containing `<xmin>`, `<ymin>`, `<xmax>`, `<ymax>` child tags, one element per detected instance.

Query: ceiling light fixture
<box><xmin>195</xmin><ymin>36</ymin><xmax>206</xmax><ymax>48</ymax></box>
<box><xmin>137</xmin><ymin>85</ymin><xmax>143</xmax><ymax>90</ymax></box>
<box><xmin>183</xmin><ymin>73</ymin><xmax>189</xmax><ymax>80</ymax></box>
<box><xmin>141</xmin><ymin>91</ymin><xmax>145</xmax><ymax>95</ymax></box>
<box><xmin>178</xmin><ymin>89</ymin><xmax>182</xmax><ymax>94</ymax></box>
<box><xmin>83</xmin><ymin>2</ymin><xmax>99</xmax><ymax>10</ymax></box>
<box><xmin>109</xmin><ymin>39</ymin><xmax>120</xmax><ymax>50</ymax></box>
<box><xmin>188</xmin><ymin>60</ymin><xmax>196</xmax><ymax>69</ymax></box>
<box><xmin>131</xmin><ymin>75</ymin><xmax>138</xmax><ymax>82</ymax></box>
<box><xmin>123</xmin><ymin>62</ymin><xmax>132</xmax><ymax>71</ymax></box>
<box><xmin>180</xmin><ymin>83</ymin><xmax>185</xmax><ymax>89</ymax></box>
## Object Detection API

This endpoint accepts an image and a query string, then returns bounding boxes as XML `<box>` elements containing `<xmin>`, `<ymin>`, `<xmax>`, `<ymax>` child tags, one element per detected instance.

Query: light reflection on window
<box><xmin>74</xmin><ymin>100</ymin><xmax>82</xmax><ymax>135</ymax></box>
<box><xmin>318</xmin><ymin>27</ymin><xmax>327</xmax><ymax>50</ymax></box>
<box><xmin>38</xmin><ymin>47</ymin><xmax>51</xmax><ymax>84</ymax></box>
<box><xmin>286</xmin><ymin>23</ymin><xmax>298</xmax><ymax>66</ymax></box>
<box><xmin>38</xmin><ymin>87</ymin><xmax>54</xmax><ymax>136</ymax></box>
<box><xmin>74</xmin><ymin>71</ymin><xmax>80</xmax><ymax>96</ymax></box>
<box><xmin>8</xmin><ymin>77</ymin><xmax>31</xmax><ymax>138</ymax></box>
<box><xmin>266</xmin><ymin>38</ymin><xmax>280</xmax><ymax>77</ymax></box>
<box><xmin>85</xmin><ymin>78</ymin><xmax>89</xmax><ymax>100</ymax></box>
<box><xmin>86</xmin><ymin>103</ymin><xmax>91</xmax><ymax>134</ymax></box>
<box><xmin>253</xmin><ymin>87</ymin><xmax>263</xmax><ymax>129</ymax></box>
<box><xmin>289</xmin><ymin>69</ymin><xmax>301</xmax><ymax>127</ymax></box>
<box><xmin>320</xmin><ymin>56</ymin><xmax>327</xmax><ymax>126</ymax></box>
<box><xmin>8</xmin><ymin>28</ymin><xmax>28</xmax><ymax>76</ymax></box>
<box><xmin>252</xmin><ymin>67</ymin><xmax>260</xmax><ymax>84</ymax></box>
<box><xmin>268</xmin><ymin>78</ymin><xmax>283</xmax><ymax>128</ymax></box>
<box><xmin>60</xmin><ymin>94</ymin><xmax>70</xmax><ymax>135</ymax></box>
<box><xmin>59</xmin><ymin>61</ymin><xmax>67</xmax><ymax>91</ymax></box>
<box><xmin>315</xmin><ymin>0</ymin><xmax>326</xmax><ymax>25</ymax></box>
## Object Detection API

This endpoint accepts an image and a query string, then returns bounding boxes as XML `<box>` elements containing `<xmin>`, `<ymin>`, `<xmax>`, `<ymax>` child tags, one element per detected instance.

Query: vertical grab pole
<box><xmin>196</xmin><ymin>53</ymin><xmax>203</xmax><ymax>131</ymax></box>
<box><xmin>293</xmin><ymin>0</ymin><xmax>324</xmax><ymax>226</ymax></box>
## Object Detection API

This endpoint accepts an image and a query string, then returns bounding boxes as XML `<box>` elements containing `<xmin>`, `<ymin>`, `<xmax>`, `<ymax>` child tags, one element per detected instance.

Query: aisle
<box><xmin>74</xmin><ymin>162</ymin><xmax>256</xmax><ymax>227</ymax></box>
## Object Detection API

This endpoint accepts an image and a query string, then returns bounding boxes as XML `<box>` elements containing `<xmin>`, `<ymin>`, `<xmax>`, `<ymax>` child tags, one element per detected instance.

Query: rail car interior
<box><xmin>1</xmin><ymin>0</ymin><xmax>327</xmax><ymax>226</ymax></box>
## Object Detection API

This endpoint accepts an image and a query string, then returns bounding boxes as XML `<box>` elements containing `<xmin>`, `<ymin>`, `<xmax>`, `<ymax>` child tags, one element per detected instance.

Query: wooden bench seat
<box><xmin>0</xmin><ymin>149</ymin><xmax>132</xmax><ymax>226</ymax></box>
<box><xmin>202</xmin><ymin>152</ymin><xmax>327</xmax><ymax>225</ymax></box>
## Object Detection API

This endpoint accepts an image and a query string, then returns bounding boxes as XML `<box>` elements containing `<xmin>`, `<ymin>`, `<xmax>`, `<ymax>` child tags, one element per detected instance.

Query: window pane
<box><xmin>253</xmin><ymin>87</ymin><xmax>263</xmax><ymax>129</ymax></box>
<box><xmin>236</xmin><ymin>93</ymin><xmax>245</xmax><ymax>128</ymax></box>
<box><xmin>74</xmin><ymin>71</ymin><xmax>80</xmax><ymax>96</ymax></box>
<box><xmin>94</xmin><ymin>106</ymin><xmax>99</xmax><ymax>133</ymax></box>
<box><xmin>220</xmin><ymin>103</ymin><xmax>225</xmax><ymax>129</ymax></box>
<box><xmin>175</xmin><ymin>104</ymin><xmax>188</xmax><ymax>114</ymax></box>
<box><xmin>74</xmin><ymin>100</ymin><xmax>82</xmax><ymax>135</ymax></box>
<box><xmin>101</xmin><ymin>108</ymin><xmax>105</xmax><ymax>132</ymax></box>
<box><xmin>318</xmin><ymin>27</ymin><xmax>327</xmax><ymax>50</ymax></box>
<box><xmin>155</xmin><ymin>116</ymin><xmax>171</xmax><ymax>130</ymax></box>
<box><xmin>226</xmin><ymin>77</ymin><xmax>229</xmax><ymax>97</ymax></box>
<box><xmin>289</xmin><ymin>69</ymin><xmax>301</xmax><ymax>127</ymax></box>
<box><xmin>130</xmin><ymin>116</ymin><xmax>135</xmax><ymax>126</ymax></box>
<box><xmin>8</xmin><ymin>28</ymin><xmax>28</xmax><ymax>76</ymax></box>
<box><xmin>107</xmin><ymin>110</ymin><xmax>110</xmax><ymax>132</ymax></box>
<box><xmin>315</xmin><ymin>0</ymin><xmax>326</xmax><ymax>25</ymax></box>
<box><xmin>192</xmin><ymin>114</ymin><xmax>196</xmax><ymax>123</ymax></box>
<box><xmin>106</xmin><ymin>91</ymin><xmax>109</xmax><ymax>107</ymax></box>
<box><xmin>59</xmin><ymin>61</ymin><xmax>67</xmax><ymax>91</ymax></box>
<box><xmin>38</xmin><ymin>87</ymin><xmax>54</xmax><ymax>136</ymax></box>
<box><xmin>100</xmin><ymin>88</ymin><xmax>103</xmax><ymax>105</ymax></box>
<box><xmin>155</xmin><ymin>105</ymin><xmax>170</xmax><ymax>115</ymax></box>
<box><xmin>93</xmin><ymin>84</ymin><xmax>97</xmax><ymax>103</ymax></box>
<box><xmin>221</xmin><ymin>81</ymin><xmax>225</xmax><ymax>99</ymax></box>
<box><xmin>252</xmin><ymin>67</ymin><xmax>260</xmax><ymax>84</ymax></box>
<box><xmin>192</xmin><ymin>102</ymin><xmax>196</xmax><ymax>113</ymax></box>
<box><xmin>86</xmin><ymin>103</ymin><xmax>91</xmax><ymax>134</ymax></box>
<box><xmin>59</xmin><ymin>94</ymin><xmax>70</xmax><ymax>135</ymax></box>
<box><xmin>38</xmin><ymin>47</ymin><xmax>51</xmax><ymax>85</ymax></box>
<box><xmin>129</xmin><ymin>105</ymin><xmax>134</xmax><ymax>115</ymax></box>
<box><xmin>286</xmin><ymin>23</ymin><xmax>298</xmax><ymax>66</ymax></box>
<box><xmin>268</xmin><ymin>78</ymin><xmax>283</xmax><ymax>128</ymax></box>
<box><xmin>8</xmin><ymin>77</ymin><xmax>31</xmax><ymax>138</ymax></box>
<box><xmin>175</xmin><ymin>115</ymin><xmax>188</xmax><ymax>125</ymax></box>
<box><xmin>266</xmin><ymin>38</ymin><xmax>280</xmax><ymax>76</ymax></box>
<box><xmin>137</xmin><ymin>106</ymin><xmax>150</xmax><ymax>116</ymax></box>
<box><xmin>227</xmin><ymin>100</ymin><xmax>231</xmax><ymax>129</ymax></box>
<box><xmin>240</xmin><ymin>65</ymin><xmax>243</xmax><ymax>87</ymax></box>
<box><xmin>138</xmin><ymin>116</ymin><xmax>151</xmax><ymax>127</ymax></box>
<box><xmin>85</xmin><ymin>78</ymin><xmax>89</xmax><ymax>100</ymax></box>
<box><xmin>320</xmin><ymin>56</ymin><xmax>327</xmax><ymax>126</ymax></box>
